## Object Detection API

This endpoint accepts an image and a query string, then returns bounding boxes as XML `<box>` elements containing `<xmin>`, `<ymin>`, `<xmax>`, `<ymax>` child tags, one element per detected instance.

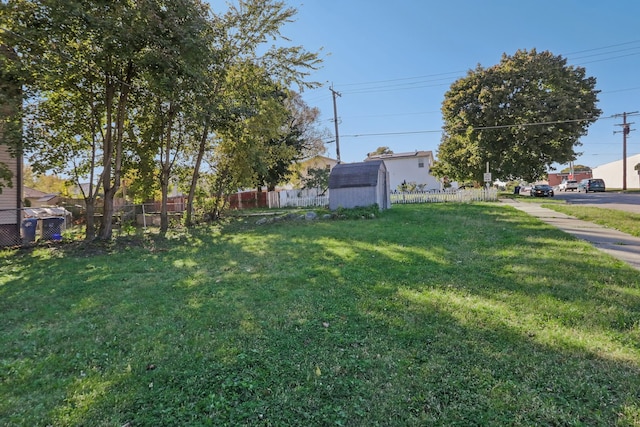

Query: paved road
<box><xmin>531</xmin><ymin>190</ymin><xmax>640</xmax><ymax>214</ymax></box>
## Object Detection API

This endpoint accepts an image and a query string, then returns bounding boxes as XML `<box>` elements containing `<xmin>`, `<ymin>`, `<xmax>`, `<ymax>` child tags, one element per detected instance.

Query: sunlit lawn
<box><xmin>1</xmin><ymin>203</ymin><xmax>639</xmax><ymax>426</ymax></box>
<box><xmin>543</xmin><ymin>203</ymin><xmax>640</xmax><ymax>237</ymax></box>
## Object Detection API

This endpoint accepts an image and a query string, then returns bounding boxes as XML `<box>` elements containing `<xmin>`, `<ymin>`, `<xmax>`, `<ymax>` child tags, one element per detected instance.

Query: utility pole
<box><xmin>330</xmin><ymin>85</ymin><xmax>341</xmax><ymax>162</ymax></box>
<box><xmin>614</xmin><ymin>111</ymin><xmax>637</xmax><ymax>190</ymax></box>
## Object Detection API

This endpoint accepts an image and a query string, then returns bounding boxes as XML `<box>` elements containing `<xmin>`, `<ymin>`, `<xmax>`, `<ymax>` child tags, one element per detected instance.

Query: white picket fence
<box><xmin>268</xmin><ymin>189</ymin><xmax>329</xmax><ymax>208</ymax></box>
<box><xmin>390</xmin><ymin>188</ymin><xmax>498</xmax><ymax>204</ymax></box>
<box><xmin>266</xmin><ymin>188</ymin><xmax>498</xmax><ymax>208</ymax></box>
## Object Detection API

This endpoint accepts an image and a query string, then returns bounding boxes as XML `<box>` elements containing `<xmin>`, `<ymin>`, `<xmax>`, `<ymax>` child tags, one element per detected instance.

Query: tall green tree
<box><xmin>255</xmin><ymin>90</ymin><xmax>327</xmax><ymax>191</ymax></box>
<box><xmin>183</xmin><ymin>0</ymin><xmax>322</xmax><ymax>225</ymax></box>
<box><xmin>204</xmin><ymin>62</ymin><xmax>288</xmax><ymax>219</ymax></box>
<box><xmin>2</xmin><ymin>0</ymin><xmax>217</xmax><ymax>238</ymax></box>
<box><xmin>2</xmin><ymin>0</ymin><xmax>157</xmax><ymax>239</ymax></box>
<box><xmin>136</xmin><ymin>0</ymin><xmax>212</xmax><ymax>233</ymax></box>
<box><xmin>301</xmin><ymin>167</ymin><xmax>330</xmax><ymax>195</ymax></box>
<box><xmin>433</xmin><ymin>49</ymin><xmax>601</xmax><ymax>183</ymax></box>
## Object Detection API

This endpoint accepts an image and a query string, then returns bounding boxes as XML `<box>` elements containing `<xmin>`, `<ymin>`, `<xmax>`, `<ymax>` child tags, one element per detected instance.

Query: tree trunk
<box><xmin>159</xmin><ymin>103</ymin><xmax>176</xmax><ymax>234</ymax></box>
<box><xmin>99</xmin><ymin>76</ymin><xmax>116</xmax><ymax>240</ymax></box>
<box><xmin>84</xmin><ymin>197</ymin><xmax>96</xmax><ymax>240</ymax></box>
<box><xmin>160</xmin><ymin>172</ymin><xmax>169</xmax><ymax>233</ymax></box>
<box><xmin>99</xmin><ymin>61</ymin><xmax>133</xmax><ymax>240</ymax></box>
<box><xmin>210</xmin><ymin>164</ymin><xmax>232</xmax><ymax>220</ymax></box>
<box><xmin>185</xmin><ymin>122</ymin><xmax>209</xmax><ymax>227</ymax></box>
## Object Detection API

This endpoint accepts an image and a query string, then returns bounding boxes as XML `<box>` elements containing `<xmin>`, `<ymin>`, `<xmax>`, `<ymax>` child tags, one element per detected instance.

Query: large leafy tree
<box><xmin>3</xmin><ymin>0</ymin><xmax>322</xmax><ymax>233</ymax></box>
<box><xmin>203</xmin><ymin>62</ymin><xmax>289</xmax><ymax>220</ymax></box>
<box><xmin>2</xmin><ymin>0</ymin><xmax>158</xmax><ymax>239</ymax></box>
<box><xmin>135</xmin><ymin>0</ymin><xmax>212</xmax><ymax>233</ymax></box>
<box><xmin>183</xmin><ymin>0</ymin><xmax>322</xmax><ymax>225</ymax></box>
<box><xmin>433</xmin><ymin>49</ymin><xmax>601</xmax><ymax>183</ymax></box>
<box><xmin>255</xmin><ymin>90</ymin><xmax>328</xmax><ymax>191</ymax></box>
<box><xmin>3</xmin><ymin>0</ymin><xmax>215</xmax><ymax>238</ymax></box>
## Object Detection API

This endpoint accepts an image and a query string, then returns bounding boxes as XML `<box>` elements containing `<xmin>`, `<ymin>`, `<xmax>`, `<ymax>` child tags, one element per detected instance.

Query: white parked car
<box><xmin>558</xmin><ymin>179</ymin><xmax>578</xmax><ymax>191</ymax></box>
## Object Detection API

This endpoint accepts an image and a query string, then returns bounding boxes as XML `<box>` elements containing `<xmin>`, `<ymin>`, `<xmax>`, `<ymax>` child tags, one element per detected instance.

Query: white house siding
<box><xmin>0</xmin><ymin>146</ymin><xmax>19</xmax><ymax>214</ymax></box>
<box><xmin>0</xmin><ymin>145</ymin><xmax>21</xmax><ymax>245</ymax></box>
<box><xmin>592</xmin><ymin>154</ymin><xmax>640</xmax><ymax>189</ymax></box>
<box><xmin>365</xmin><ymin>151</ymin><xmax>441</xmax><ymax>191</ymax></box>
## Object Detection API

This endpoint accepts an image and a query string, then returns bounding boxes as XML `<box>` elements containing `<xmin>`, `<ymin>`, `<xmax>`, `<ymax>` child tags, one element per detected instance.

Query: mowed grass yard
<box><xmin>1</xmin><ymin>203</ymin><xmax>639</xmax><ymax>426</ymax></box>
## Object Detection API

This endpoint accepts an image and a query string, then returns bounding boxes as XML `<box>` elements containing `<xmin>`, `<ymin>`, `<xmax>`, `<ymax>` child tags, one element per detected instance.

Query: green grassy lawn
<box><xmin>1</xmin><ymin>203</ymin><xmax>639</xmax><ymax>426</ymax></box>
<box><xmin>543</xmin><ymin>203</ymin><xmax>640</xmax><ymax>237</ymax></box>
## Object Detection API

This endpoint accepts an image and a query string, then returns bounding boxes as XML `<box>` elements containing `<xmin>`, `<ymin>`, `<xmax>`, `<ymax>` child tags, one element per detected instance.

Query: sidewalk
<box><xmin>500</xmin><ymin>199</ymin><xmax>640</xmax><ymax>271</ymax></box>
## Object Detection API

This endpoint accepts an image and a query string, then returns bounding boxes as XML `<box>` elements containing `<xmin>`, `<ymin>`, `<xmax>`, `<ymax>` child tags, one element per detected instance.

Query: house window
<box><xmin>418</xmin><ymin>159</ymin><xmax>424</xmax><ymax>168</ymax></box>
<box><xmin>325</xmin><ymin>164</ymin><xmax>331</xmax><ymax>171</ymax></box>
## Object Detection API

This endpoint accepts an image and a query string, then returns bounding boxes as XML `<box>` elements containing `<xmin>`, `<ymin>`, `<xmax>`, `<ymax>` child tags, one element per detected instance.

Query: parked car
<box><xmin>578</xmin><ymin>178</ymin><xmax>605</xmax><ymax>193</ymax></box>
<box><xmin>530</xmin><ymin>184</ymin><xmax>554</xmax><ymax>197</ymax></box>
<box><xmin>558</xmin><ymin>179</ymin><xmax>578</xmax><ymax>191</ymax></box>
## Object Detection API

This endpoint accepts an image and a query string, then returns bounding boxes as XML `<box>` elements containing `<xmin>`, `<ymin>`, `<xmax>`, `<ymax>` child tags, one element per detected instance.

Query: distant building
<box><xmin>24</xmin><ymin>187</ymin><xmax>60</xmax><ymax>208</ymax></box>
<box><xmin>300</xmin><ymin>155</ymin><xmax>339</xmax><ymax>173</ymax></box>
<box><xmin>547</xmin><ymin>170</ymin><xmax>593</xmax><ymax>187</ymax></box>
<box><xmin>282</xmin><ymin>155</ymin><xmax>339</xmax><ymax>190</ymax></box>
<box><xmin>364</xmin><ymin>150</ymin><xmax>441</xmax><ymax>191</ymax></box>
<box><xmin>591</xmin><ymin>154</ymin><xmax>640</xmax><ymax>189</ymax></box>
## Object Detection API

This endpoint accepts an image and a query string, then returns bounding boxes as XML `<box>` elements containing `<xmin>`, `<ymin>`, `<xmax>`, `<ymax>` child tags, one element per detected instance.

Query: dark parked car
<box><xmin>530</xmin><ymin>184</ymin><xmax>554</xmax><ymax>197</ymax></box>
<box><xmin>578</xmin><ymin>178</ymin><xmax>605</xmax><ymax>193</ymax></box>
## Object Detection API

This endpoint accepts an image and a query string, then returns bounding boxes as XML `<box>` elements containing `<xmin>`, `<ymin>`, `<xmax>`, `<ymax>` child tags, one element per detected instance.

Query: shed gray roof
<box><xmin>328</xmin><ymin>160</ymin><xmax>386</xmax><ymax>189</ymax></box>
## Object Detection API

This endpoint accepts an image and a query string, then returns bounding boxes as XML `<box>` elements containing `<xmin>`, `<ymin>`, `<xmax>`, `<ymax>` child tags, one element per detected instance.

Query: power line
<box><xmin>343</xmin><ymin>129</ymin><xmax>442</xmax><ymax>138</ymax></box>
<box><xmin>563</xmin><ymin>39</ymin><xmax>640</xmax><ymax>56</ymax></box>
<box><xmin>566</xmin><ymin>45</ymin><xmax>640</xmax><ymax>62</ymax></box>
<box><xmin>341</xmin><ymin>114</ymin><xmax>632</xmax><ymax>139</ymax></box>
<box><xmin>327</xmin><ymin>39</ymin><xmax>640</xmax><ymax>96</ymax></box>
<box><xmin>337</xmin><ymin>70</ymin><xmax>465</xmax><ymax>87</ymax></box>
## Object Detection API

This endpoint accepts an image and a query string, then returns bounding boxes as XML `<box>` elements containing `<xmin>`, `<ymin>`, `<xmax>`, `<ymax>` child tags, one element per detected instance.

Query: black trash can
<box><xmin>21</xmin><ymin>218</ymin><xmax>38</xmax><ymax>243</ymax></box>
<box><xmin>513</xmin><ymin>186</ymin><xmax>521</xmax><ymax>195</ymax></box>
<box><xmin>41</xmin><ymin>217</ymin><xmax>65</xmax><ymax>240</ymax></box>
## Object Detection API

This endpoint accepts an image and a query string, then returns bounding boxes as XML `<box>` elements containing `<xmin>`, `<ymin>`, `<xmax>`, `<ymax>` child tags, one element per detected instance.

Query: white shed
<box><xmin>328</xmin><ymin>160</ymin><xmax>391</xmax><ymax>211</ymax></box>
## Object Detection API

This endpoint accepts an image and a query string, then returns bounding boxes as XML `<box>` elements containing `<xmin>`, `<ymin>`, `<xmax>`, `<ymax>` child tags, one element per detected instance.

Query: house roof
<box><xmin>24</xmin><ymin>187</ymin><xmax>58</xmax><ymax>202</ymax></box>
<box><xmin>37</xmin><ymin>194</ymin><xmax>58</xmax><ymax>202</ymax></box>
<box><xmin>23</xmin><ymin>187</ymin><xmax>48</xmax><ymax>198</ymax></box>
<box><xmin>306</xmin><ymin>154</ymin><xmax>338</xmax><ymax>162</ymax></box>
<box><xmin>299</xmin><ymin>154</ymin><xmax>339</xmax><ymax>166</ymax></box>
<box><xmin>328</xmin><ymin>160</ymin><xmax>386</xmax><ymax>189</ymax></box>
<box><xmin>365</xmin><ymin>150</ymin><xmax>433</xmax><ymax>161</ymax></box>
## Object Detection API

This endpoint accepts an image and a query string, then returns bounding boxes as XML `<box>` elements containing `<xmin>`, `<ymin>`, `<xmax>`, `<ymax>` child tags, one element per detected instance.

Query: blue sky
<box><xmin>209</xmin><ymin>1</ymin><xmax>640</xmax><ymax>170</ymax></box>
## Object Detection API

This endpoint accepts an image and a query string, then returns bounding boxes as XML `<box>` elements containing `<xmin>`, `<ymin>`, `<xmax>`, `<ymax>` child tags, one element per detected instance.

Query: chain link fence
<box><xmin>0</xmin><ymin>201</ymin><xmax>189</xmax><ymax>248</ymax></box>
<box><xmin>0</xmin><ymin>207</ymin><xmax>71</xmax><ymax>247</ymax></box>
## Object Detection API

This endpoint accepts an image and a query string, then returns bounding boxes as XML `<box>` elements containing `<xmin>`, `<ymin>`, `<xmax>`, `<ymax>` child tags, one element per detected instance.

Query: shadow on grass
<box><xmin>1</xmin><ymin>204</ymin><xmax>639</xmax><ymax>425</ymax></box>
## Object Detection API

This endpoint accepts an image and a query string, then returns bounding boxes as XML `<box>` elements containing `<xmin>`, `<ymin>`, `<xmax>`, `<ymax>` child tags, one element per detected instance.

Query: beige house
<box><xmin>24</xmin><ymin>187</ymin><xmax>60</xmax><ymax>208</ymax></box>
<box><xmin>286</xmin><ymin>155</ymin><xmax>339</xmax><ymax>189</ymax></box>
